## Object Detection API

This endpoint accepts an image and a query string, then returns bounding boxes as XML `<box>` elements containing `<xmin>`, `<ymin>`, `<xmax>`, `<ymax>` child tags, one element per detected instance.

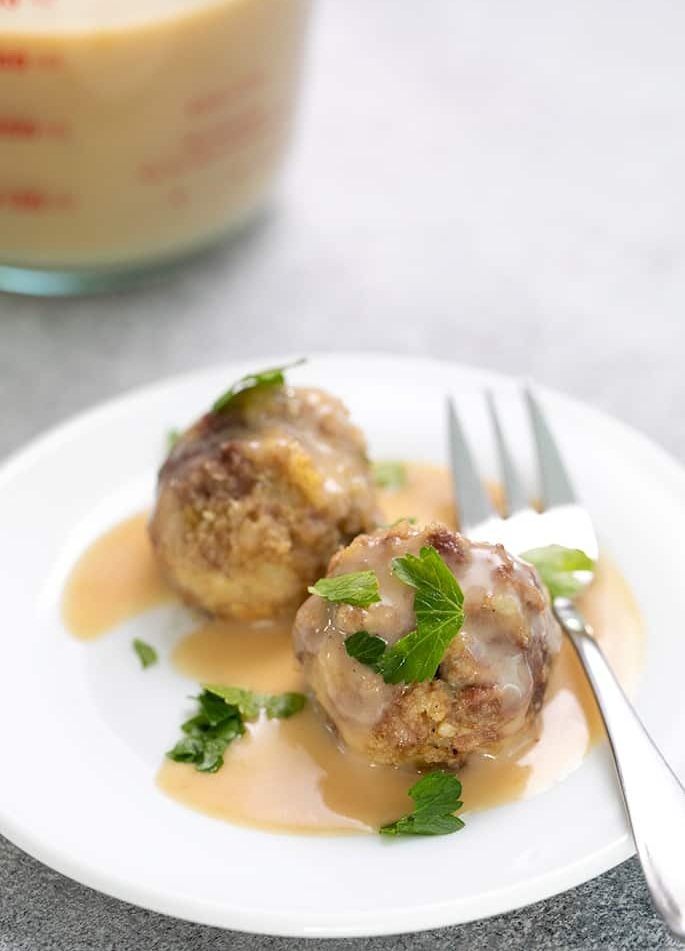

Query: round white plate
<box><xmin>1</xmin><ymin>353</ymin><xmax>683</xmax><ymax>937</ymax></box>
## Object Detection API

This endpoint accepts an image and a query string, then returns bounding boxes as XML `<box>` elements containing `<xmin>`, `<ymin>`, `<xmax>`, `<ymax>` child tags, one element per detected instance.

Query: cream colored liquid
<box><xmin>0</xmin><ymin>0</ymin><xmax>309</xmax><ymax>267</ymax></box>
<box><xmin>162</xmin><ymin>617</ymin><xmax>415</xmax><ymax>832</ymax></box>
<box><xmin>62</xmin><ymin>512</ymin><xmax>171</xmax><ymax>639</ymax></box>
<box><xmin>63</xmin><ymin>462</ymin><xmax>644</xmax><ymax>832</ymax></box>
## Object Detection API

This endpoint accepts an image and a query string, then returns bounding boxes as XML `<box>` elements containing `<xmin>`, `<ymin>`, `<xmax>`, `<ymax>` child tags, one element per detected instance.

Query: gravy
<box><xmin>0</xmin><ymin>0</ymin><xmax>309</xmax><ymax>268</ymax></box>
<box><xmin>62</xmin><ymin>512</ymin><xmax>171</xmax><ymax>639</ymax></box>
<box><xmin>63</xmin><ymin>462</ymin><xmax>644</xmax><ymax>832</ymax></box>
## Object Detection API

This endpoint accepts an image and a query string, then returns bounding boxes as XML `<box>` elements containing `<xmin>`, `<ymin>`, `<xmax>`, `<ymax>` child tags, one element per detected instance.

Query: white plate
<box><xmin>1</xmin><ymin>353</ymin><xmax>683</xmax><ymax>937</ymax></box>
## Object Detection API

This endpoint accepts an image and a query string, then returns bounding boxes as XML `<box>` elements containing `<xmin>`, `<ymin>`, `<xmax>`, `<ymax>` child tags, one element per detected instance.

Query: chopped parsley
<box><xmin>261</xmin><ymin>692</ymin><xmax>307</xmax><ymax>719</ymax></box>
<box><xmin>344</xmin><ymin>630</ymin><xmax>387</xmax><ymax>670</ymax></box>
<box><xmin>342</xmin><ymin>547</ymin><xmax>465</xmax><ymax>684</ymax></box>
<box><xmin>373</xmin><ymin>461</ymin><xmax>407</xmax><ymax>491</ymax></box>
<box><xmin>166</xmin><ymin>684</ymin><xmax>306</xmax><ymax>773</ymax></box>
<box><xmin>521</xmin><ymin>545</ymin><xmax>595</xmax><ymax>599</ymax></box>
<box><xmin>202</xmin><ymin>683</ymin><xmax>306</xmax><ymax>720</ymax></box>
<box><xmin>166</xmin><ymin>428</ymin><xmax>181</xmax><ymax>450</ymax></box>
<box><xmin>212</xmin><ymin>358</ymin><xmax>306</xmax><ymax>413</ymax></box>
<box><xmin>378</xmin><ymin>546</ymin><xmax>464</xmax><ymax>684</ymax></box>
<box><xmin>132</xmin><ymin>638</ymin><xmax>158</xmax><ymax>669</ymax></box>
<box><xmin>380</xmin><ymin>771</ymin><xmax>465</xmax><ymax>836</ymax></box>
<box><xmin>308</xmin><ymin>570</ymin><xmax>381</xmax><ymax>608</ymax></box>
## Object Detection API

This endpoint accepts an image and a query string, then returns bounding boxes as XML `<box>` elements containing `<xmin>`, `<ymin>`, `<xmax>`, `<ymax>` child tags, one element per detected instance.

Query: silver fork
<box><xmin>447</xmin><ymin>388</ymin><xmax>685</xmax><ymax>939</ymax></box>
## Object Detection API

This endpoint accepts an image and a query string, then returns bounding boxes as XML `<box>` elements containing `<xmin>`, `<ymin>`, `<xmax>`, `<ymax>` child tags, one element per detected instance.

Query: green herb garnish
<box><xmin>344</xmin><ymin>630</ymin><xmax>387</xmax><ymax>670</ymax></box>
<box><xmin>377</xmin><ymin>546</ymin><xmax>465</xmax><ymax>684</ymax></box>
<box><xmin>167</xmin><ymin>691</ymin><xmax>245</xmax><ymax>773</ymax></box>
<box><xmin>521</xmin><ymin>545</ymin><xmax>595</xmax><ymax>599</ymax></box>
<box><xmin>132</xmin><ymin>638</ymin><xmax>158</xmax><ymax>669</ymax></box>
<box><xmin>380</xmin><ymin>771</ymin><xmax>465</xmax><ymax>836</ymax></box>
<box><xmin>340</xmin><ymin>547</ymin><xmax>465</xmax><ymax>685</ymax></box>
<box><xmin>261</xmin><ymin>692</ymin><xmax>307</xmax><ymax>719</ymax></box>
<box><xmin>212</xmin><ymin>358</ymin><xmax>306</xmax><ymax>413</ymax></box>
<box><xmin>199</xmin><ymin>684</ymin><xmax>261</xmax><ymax>719</ymax></box>
<box><xmin>166</xmin><ymin>685</ymin><xmax>306</xmax><ymax>773</ymax></box>
<box><xmin>202</xmin><ymin>684</ymin><xmax>306</xmax><ymax>720</ymax></box>
<box><xmin>166</xmin><ymin>428</ymin><xmax>181</xmax><ymax>450</ymax></box>
<box><xmin>373</xmin><ymin>461</ymin><xmax>407</xmax><ymax>491</ymax></box>
<box><xmin>308</xmin><ymin>570</ymin><xmax>381</xmax><ymax>608</ymax></box>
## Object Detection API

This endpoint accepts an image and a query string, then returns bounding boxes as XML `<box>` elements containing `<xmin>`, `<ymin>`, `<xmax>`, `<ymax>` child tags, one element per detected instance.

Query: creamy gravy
<box><xmin>0</xmin><ymin>0</ymin><xmax>309</xmax><ymax>268</ymax></box>
<box><xmin>160</xmin><ymin>618</ymin><xmax>415</xmax><ymax>833</ymax></box>
<box><xmin>62</xmin><ymin>512</ymin><xmax>171</xmax><ymax>639</ymax></box>
<box><xmin>63</xmin><ymin>461</ymin><xmax>644</xmax><ymax>833</ymax></box>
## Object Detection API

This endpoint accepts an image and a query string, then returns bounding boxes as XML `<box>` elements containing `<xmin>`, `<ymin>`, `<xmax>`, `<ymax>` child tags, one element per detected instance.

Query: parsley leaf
<box><xmin>201</xmin><ymin>684</ymin><xmax>261</xmax><ymax>719</ymax></box>
<box><xmin>336</xmin><ymin>549</ymin><xmax>465</xmax><ymax>684</ymax></box>
<box><xmin>521</xmin><ymin>545</ymin><xmax>595</xmax><ymax>599</ymax></box>
<box><xmin>380</xmin><ymin>770</ymin><xmax>465</xmax><ymax>836</ymax></box>
<box><xmin>308</xmin><ymin>570</ymin><xmax>381</xmax><ymax>608</ymax></box>
<box><xmin>212</xmin><ymin>358</ymin><xmax>306</xmax><ymax>413</ymax></box>
<box><xmin>344</xmin><ymin>631</ymin><xmax>387</xmax><ymax>670</ymax></box>
<box><xmin>132</xmin><ymin>638</ymin><xmax>158</xmax><ymax>669</ymax></box>
<box><xmin>262</xmin><ymin>692</ymin><xmax>307</xmax><ymax>719</ymax></box>
<box><xmin>166</xmin><ymin>428</ymin><xmax>181</xmax><ymax>450</ymax></box>
<box><xmin>376</xmin><ymin>546</ymin><xmax>464</xmax><ymax>684</ymax></box>
<box><xmin>167</xmin><ymin>684</ymin><xmax>306</xmax><ymax>774</ymax></box>
<box><xmin>167</xmin><ymin>691</ymin><xmax>244</xmax><ymax>773</ymax></box>
<box><xmin>373</xmin><ymin>461</ymin><xmax>407</xmax><ymax>491</ymax></box>
<box><xmin>202</xmin><ymin>684</ymin><xmax>306</xmax><ymax>720</ymax></box>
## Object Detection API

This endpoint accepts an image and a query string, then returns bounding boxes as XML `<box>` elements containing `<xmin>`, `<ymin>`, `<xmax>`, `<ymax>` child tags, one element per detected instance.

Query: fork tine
<box><xmin>447</xmin><ymin>396</ymin><xmax>496</xmax><ymax>531</ymax></box>
<box><xmin>486</xmin><ymin>391</ymin><xmax>528</xmax><ymax>515</ymax></box>
<box><xmin>524</xmin><ymin>386</ymin><xmax>576</xmax><ymax>507</ymax></box>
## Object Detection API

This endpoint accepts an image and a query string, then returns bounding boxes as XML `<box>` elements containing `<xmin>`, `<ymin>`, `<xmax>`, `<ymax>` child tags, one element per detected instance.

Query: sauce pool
<box><xmin>62</xmin><ymin>512</ymin><xmax>171</xmax><ymax>639</ymax></box>
<box><xmin>61</xmin><ymin>461</ymin><xmax>645</xmax><ymax>833</ymax></box>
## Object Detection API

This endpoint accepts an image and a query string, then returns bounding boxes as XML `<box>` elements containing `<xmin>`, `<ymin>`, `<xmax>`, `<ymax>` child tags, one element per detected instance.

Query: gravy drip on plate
<box><xmin>62</xmin><ymin>512</ymin><xmax>171</xmax><ymax>639</ymax></box>
<box><xmin>159</xmin><ymin>616</ymin><xmax>414</xmax><ymax>832</ymax></box>
<box><xmin>62</xmin><ymin>462</ymin><xmax>645</xmax><ymax>832</ymax></box>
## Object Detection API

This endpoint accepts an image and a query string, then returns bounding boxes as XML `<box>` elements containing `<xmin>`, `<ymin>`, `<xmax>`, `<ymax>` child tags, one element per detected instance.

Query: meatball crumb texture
<box><xmin>149</xmin><ymin>386</ymin><xmax>378</xmax><ymax>620</ymax></box>
<box><xmin>293</xmin><ymin>521</ymin><xmax>562</xmax><ymax>768</ymax></box>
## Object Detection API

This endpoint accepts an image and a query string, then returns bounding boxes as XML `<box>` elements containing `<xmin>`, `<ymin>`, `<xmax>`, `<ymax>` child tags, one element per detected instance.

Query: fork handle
<box><xmin>554</xmin><ymin>597</ymin><xmax>685</xmax><ymax>938</ymax></box>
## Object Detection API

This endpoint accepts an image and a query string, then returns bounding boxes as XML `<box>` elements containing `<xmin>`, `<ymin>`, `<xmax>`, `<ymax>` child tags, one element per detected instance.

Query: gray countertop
<box><xmin>1</xmin><ymin>1</ymin><xmax>684</xmax><ymax>947</ymax></box>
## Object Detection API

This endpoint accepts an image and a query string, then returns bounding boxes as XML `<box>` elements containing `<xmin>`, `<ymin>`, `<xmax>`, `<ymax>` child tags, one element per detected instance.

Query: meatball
<box><xmin>293</xmin><ymin>521</ymin><xmax>562</xmax><ymax>768</ymax></box>
<box><xmin>149</xmin><ymin>385</ymin><xmax>378</xmax><ymax>620</ymax></box>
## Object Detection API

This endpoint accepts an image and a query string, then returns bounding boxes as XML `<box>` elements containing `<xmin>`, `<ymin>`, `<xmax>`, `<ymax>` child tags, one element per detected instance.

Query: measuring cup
<box><xmin>0</xmin><ymin>0</ymin><xmax>311</xmax><ymax>295</ymax></box>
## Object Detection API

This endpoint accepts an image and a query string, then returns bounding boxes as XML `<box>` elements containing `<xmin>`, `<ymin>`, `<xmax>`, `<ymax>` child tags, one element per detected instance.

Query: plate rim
<box><xmin>3</xmin><ymin>350</ymin><xmax>683</xmax><ymax>936</ymax></box>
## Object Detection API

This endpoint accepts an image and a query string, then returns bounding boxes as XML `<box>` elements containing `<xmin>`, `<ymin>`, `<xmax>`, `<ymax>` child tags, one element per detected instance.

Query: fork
<box><xmin>447</xmin><ymin>387</ymin><xmax>685</xmax><ymax>938</ymax></box>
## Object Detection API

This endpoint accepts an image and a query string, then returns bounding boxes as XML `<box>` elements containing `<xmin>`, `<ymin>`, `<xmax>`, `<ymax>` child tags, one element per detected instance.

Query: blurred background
<box><xmin>2</xmin><ymin>0</ymin><xmax>683</xmax><ymax>464</ymax></box>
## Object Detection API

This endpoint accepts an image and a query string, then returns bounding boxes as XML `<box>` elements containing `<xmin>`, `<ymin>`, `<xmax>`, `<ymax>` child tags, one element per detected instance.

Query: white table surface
<box><xmin>1</xmin><ymin>1</ymin><xmax>683</xmax><ymax>947</ymax></box>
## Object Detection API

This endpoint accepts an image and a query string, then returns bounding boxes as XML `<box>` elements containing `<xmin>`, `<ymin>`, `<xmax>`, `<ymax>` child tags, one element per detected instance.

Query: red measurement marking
<box><xmin>0</xmin><ymin>49</ymin><xmax>26</xmax><ymax>69</ymax></box>
<box><xmin>9</xmin><ymin>189</ymin><xmax>46</xmax><ymax>210</ymax></box>
<box><xmin>0</xmin><ymin>188</ymin><xmax>75</xmax><ymax>212</ymax></box>
<box><xmin>183</xmin><ymin>108</ymin><xmax>268</xmax><ymax>155</ymax></box>
<box><xmin>0</xmin><ymin>0</ymin><xmax>55</xmax><ymax>6</ymax></box>
<box><xmin>140</xmin><ymin>107</ymin><xmax>273</xmax><ymax>184</ymax></box>
<box><xmin>0</xmin><ymin>117</ymin><xmax>70</xmax><ymax>140</ymax></box>
<box><xmin>0</xmin><ymin>50</ymin><xmax>61</xmax><ymax>70</ymax></box>
<box><xmin>185</xmin><ymin>72</ymin><xmax>264</xmax><ymax>118</ymax></box>
<box><xmin>0</xmin><ymin>117</ymin><xmax>37</xmax><ymax>138</ymax></box>
<box><xmin>35</xmin><ymin>52</ymin><xmax>62</xmax><ymax>70</ymax></box>
<box><xmin>43</xmin><ymin>120</ymin><xmax>69</xmax><ymax>139</ymax></box>
<box><xmin>53</xmin><ymin>192</ymin><xmax>74</xmax><ymax>210</ymax></box>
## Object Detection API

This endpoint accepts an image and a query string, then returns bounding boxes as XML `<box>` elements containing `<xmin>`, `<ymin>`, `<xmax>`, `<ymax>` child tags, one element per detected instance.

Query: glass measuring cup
<box><xmin>0</xmin><ymin>0</ymin><xmax>311</xmax><ymax>295</ymax></box>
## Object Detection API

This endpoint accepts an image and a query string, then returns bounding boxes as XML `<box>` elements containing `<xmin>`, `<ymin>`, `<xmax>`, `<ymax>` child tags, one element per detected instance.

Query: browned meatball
<box><xmin>149</xmin><ymin>385</ymin><xmax>378</xmax><ymax>620</ymax></box>
<box><xmin>293</xmin><ymin>521</ymin><xmax>561</xmax><ymax>768</ymax></box>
